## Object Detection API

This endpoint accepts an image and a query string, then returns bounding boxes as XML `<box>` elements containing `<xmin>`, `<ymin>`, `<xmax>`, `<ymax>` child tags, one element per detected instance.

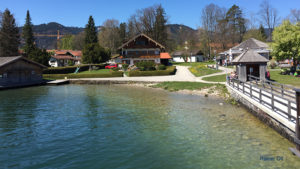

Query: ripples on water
<box><xmin>0</xmin><ymin>85</ymin><xmax>299</xmax><ymax>169</ymax></box>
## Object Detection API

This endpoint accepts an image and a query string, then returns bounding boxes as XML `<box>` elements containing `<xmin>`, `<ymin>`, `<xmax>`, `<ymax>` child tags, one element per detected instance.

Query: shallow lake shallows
<box><xmin>0</xmin><ymin>85</ymin><xmax>300</xmax><ymax>169</ymax></box>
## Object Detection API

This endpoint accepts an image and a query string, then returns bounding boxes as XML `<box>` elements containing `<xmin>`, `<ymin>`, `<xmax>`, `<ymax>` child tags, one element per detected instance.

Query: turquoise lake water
<box><xmin>0</xmin><ymin>85</ymin><xmax>300</xmax><ymax>169</ymax></box>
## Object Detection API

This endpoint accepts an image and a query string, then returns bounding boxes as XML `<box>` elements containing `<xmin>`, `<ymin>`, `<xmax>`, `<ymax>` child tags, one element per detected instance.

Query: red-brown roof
<box><xmin>160</xmin><ymin>53</ymin><xmax>172</xmax><ymax>59</ymax></box>
<box><xmin>53</xmin><ymin>55</ymin><xmax>74</xmax><ymax>60</ymax></box>
<box><xmin>47</xmin><ymin>50</ymin><xmax>82</xmax><ymax>57</ymax></box>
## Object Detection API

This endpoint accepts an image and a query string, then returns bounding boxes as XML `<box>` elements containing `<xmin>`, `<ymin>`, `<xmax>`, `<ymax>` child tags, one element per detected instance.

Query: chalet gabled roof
<box><xmin>118</xmin><ymin>33</ymin><xmax>165</xmax><ymax>50</ymax></box>
<box><xmin>232</xmin><ymin>38</ymin><xmax>269</xmax><ymax>50</ymax></box>
<box><xmin>0</xmin><ymin>56</ymin><xmax>47</xmax><ymax>68</ymax></box>
<box><xmin>232</xmin><ymin>49</ymin><xmax>269</xmax><ymax>64</ymax></box>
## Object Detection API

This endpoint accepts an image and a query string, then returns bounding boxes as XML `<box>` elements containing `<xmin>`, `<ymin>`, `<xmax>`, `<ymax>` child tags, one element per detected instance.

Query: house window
<box><xmin>31</xmin><ymin>71</ymin><xmax>35</xmax><ymax>75</ymax></box>
<box><xmin>3</xmin><ymin>73</ymin><xmax>7</xmax><ymax>78</ymax></box>
<box><xmin>155</xmin><ymin>50</ymin><xmax>159</xmax><ymax>55</ymax></box>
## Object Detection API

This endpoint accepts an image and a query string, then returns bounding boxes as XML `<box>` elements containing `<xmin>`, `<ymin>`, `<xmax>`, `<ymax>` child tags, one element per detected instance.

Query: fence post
<box><xmin>250</xmin><ymin>85</ymin><xmax>252</xmax><ymax>98</ymax></box>
<box><xmin>288</xmin><ymin>100</ymin><xmax>291</xmax><ymax>121</ymax></box>
<box><xmin>281</xmin><ymin>85</ymin><xmax>284</xmax><ymax>97</ymax></box>
<box><xmin>243</xmin><ymin>82</ymin><xmax>245</xmax><ymax>93</ymax></box>
<box><xmin>259</xmin><ymin>89</ymin><xmax>262</xmax><ymax>103</ymax></box>
<box><xmin>271</xmin><ymin>93</ymin><xmax>274</xmax><ymax>110</ymax></box>
<box><xmin>290</xmin><ymin>89</ymin><xmax>300</xmax><ymax>157</ymax></box>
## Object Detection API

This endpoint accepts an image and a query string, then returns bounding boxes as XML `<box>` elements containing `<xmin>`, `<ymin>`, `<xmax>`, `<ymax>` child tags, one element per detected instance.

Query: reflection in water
<box><xmin>0</xmin><ymin>84</ymin><xmax>299</xmax><ymax>169</ymax></box>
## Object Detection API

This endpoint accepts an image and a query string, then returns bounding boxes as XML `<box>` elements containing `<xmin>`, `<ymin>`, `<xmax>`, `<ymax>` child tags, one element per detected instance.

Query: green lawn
<box><xmin>151</xmin><ymin>82</ymin><xmax>214</xmax><ymax>91</ymax></box>
<box><xmin>270</xmin><ymin>70</ymin><xmax>300</xmax><ymax>87</ymax></box>
<box><xmin>78</xmin><ymin>69</ymin><xmax>112</xmax><ymax>74</ymax></box>
<box><xmin>202</xmin><ymin>74</ymin><xmax>228</xmax><ymax>82</ymax></box>
<box><xmin>171</xmin><ymin>61</ymin><xmax>214</xmax><ymax>66</ymax></box>
<box><xmin>189</xmin><ymin>66</ymin><xmax>221</xmax><ymax>77</ymax></box>
<box><xmin>171</xmin><ymin>62</ymin><xmax>222</xmax><ymax>77</ymax></box>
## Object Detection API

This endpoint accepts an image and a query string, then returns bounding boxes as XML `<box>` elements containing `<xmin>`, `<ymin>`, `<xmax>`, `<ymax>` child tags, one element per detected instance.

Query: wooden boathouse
<box><xmin>0</xmin><ymin>56</ymin><xmax>46</xmax><ymax>88</ymax></box>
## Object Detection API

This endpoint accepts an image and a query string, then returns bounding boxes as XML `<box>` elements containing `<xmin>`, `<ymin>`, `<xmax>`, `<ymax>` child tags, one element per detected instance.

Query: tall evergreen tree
<box><xmin>226</xmin><ymin>5</ymin><xmax>246</xmax><ymax>43</ymax></box>
<box><xmin>154</xmin><ymin>5</ymin><xmax>167</xmax><ymax>46</ymax></box>
<box><xmin>22</xmin><ymin>10</ymin><xmax>35</xmax><ymax>55</ymax></box>
<box><xmin>259</xmin><ymin>24</ymin><xmax>267</xmax><ymax>41</ymax></box>
<box><xmin>119</xmin><ymin>22</ymin><xmax>127</xmax><ymax>43</ymax></box>
<box><xmin>84</xmin><ymin>16</ymin><xmax>98</xmax><ymax>45</ymax></box>
<box><xmin>0</xmin><ymin>9</ymin><xmax>20</xmax><ymax>57</ymax></box>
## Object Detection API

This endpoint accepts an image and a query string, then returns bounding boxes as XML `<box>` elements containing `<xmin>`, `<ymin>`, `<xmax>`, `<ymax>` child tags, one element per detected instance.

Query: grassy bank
<box><xmin>189</xmin><ymin>66</ymin><xmax>221</xmax><ymax>77</ymax></box>
<box><xmin>270</xmin><ymin>70</ymin><xmax>300</xmax><ymax>87</ymax></box>
<box><xmin>78</xmin><ymin>69</ymin><xmax>111</xmax><ymax>74</ymax></box>
<box><xmin>151</xmin><ymin>81</ymin><xmax>229</xmax><ymax>98</ymax></box>
<box><xmin>43</xmin><ymin>71</ymin><xmax>123</xmax><ymax>79</ymax></box>
<box><xmin>202</xmin><ymin>74</ymin><xmax>228</xmax><ymax>82</ymax></box>
<box><xmin>128</xmin><ymin>66</ymin><xmax>176</xmax><ymax>77</ymax></box>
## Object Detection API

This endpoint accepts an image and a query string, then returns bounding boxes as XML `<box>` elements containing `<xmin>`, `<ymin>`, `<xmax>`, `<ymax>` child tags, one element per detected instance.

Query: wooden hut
<box><xmin>232</xmin><ymin>49</ymin><xmax>269</xmax><ymax>82</ymax></box>
<box><xmin>0</xmin><ymin>56</ymin><xmax>46</xmax><ymax>87</ymax></box>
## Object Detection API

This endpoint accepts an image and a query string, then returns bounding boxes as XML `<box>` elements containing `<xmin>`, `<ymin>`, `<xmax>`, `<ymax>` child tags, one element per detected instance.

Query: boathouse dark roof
<box><xmin>232</xmin><ymin>50</ymin><xmax>269</xmax><ymax>64</ymax></box>
<box><xmin>232</xmin><ymin>38</ymin><xmax>269</xmax><ymax>50</ymax></box>
<box><xmin>0</xmin><ymin>56</ymin><xmax>47</xmax><ymax>68</ymax></box>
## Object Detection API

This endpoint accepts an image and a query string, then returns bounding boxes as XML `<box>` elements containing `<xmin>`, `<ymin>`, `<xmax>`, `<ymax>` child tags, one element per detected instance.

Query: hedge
<box><xmin>43</xmin><ymin>64</ymin><xmax>106</xmax><ymax>74</ymax></box>
<box><xmin>128</xmin><ymin>66</ymin><xmax>176</xmax><ymax>77</ymax></box>
<box><xmin>43</xmin><ymin>71</ymin><xmax>123</xmax><ymax>79</ymax></box>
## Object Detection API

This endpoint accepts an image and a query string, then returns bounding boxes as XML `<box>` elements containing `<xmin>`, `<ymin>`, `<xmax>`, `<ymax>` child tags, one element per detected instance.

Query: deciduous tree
<box><xmin>58</xmin><ymin>34</ymin><xmax>74</xmax><ymax>50</ymax></box>
<box><xmin>272</xmin><ymin>20</ymin><xmax>300</xmax><ymax>64</ymax></box>
<box><xmin>259</xmin><ymin>0</ymin><xmax>279</xmax><ymax>41</ymax></box>
<box><xmin>98</xmin><ymin>19</ymin><xmax>121</xmax><ymax>54</ymax></box>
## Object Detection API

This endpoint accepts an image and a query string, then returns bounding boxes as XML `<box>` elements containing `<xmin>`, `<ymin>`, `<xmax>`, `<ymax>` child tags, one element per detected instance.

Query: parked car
<box><xmin>105</xmin><ymin>64</ymin><xmax>117</xmax><ymax>69</ymax></box>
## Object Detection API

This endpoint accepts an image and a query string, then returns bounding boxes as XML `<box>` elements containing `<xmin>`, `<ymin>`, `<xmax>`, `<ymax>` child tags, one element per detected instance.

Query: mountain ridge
<box><xmin>19</xmin><ymin>22</ymin><xmax>197</xmax><ymax>49</ymax></box>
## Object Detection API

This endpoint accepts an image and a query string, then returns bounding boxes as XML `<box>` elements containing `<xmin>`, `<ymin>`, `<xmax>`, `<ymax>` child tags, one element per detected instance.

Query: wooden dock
<box><xmin>46</xmin><ymin>80</ymin><xmax>69</xmax><ymax>85</ymax></box>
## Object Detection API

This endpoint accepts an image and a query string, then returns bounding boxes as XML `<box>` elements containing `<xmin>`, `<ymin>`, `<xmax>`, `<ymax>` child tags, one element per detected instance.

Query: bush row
<box><xmin>128</xmin><ymin>66</ymin><xmax>176</xmax><ymax>77</ymax></box>
<box><xmin>43</xmin><ymin>64</ymin><xmax>106</xmax><ymax>74</ymax></box>
<box><xmin>43</xmin><ymin>71</ymin><xmax>123</xmax><ymax>79</ymax></box>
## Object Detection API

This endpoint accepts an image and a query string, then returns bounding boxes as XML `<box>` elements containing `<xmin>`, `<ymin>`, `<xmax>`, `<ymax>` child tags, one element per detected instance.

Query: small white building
<box><xmin>172</xmin><ymin>50</ymin><xmax>204</xmax><ymax>63</ymax></box>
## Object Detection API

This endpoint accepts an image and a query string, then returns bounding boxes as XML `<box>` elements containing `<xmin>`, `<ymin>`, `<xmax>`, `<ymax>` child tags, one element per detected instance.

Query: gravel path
<box><xmin>70</xmin><ymin>65</ymin><xmax>234</xmax><ymax>84</ymax></box>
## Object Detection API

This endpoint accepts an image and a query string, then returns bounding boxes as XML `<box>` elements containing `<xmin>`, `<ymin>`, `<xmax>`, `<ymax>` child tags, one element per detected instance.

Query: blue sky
<box><xmin>1</xmin><ymin>0</ymin><xmax>299</xmax><ymax>29</ymax></box>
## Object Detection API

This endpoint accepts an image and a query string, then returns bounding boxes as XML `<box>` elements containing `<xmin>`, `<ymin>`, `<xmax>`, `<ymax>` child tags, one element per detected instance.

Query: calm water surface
<box><xmin>0</xmin><ymin>85</ymin><xmax>300</xmax><ymax>169</ymax></box>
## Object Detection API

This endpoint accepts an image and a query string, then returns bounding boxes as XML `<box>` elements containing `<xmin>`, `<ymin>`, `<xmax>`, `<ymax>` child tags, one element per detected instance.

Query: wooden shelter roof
<box><xmin>118</xmin><ymin>33</ymin><xmax>165</xmax><ymax>50</ymax></box>
<box><xmin>0</xmin><ymin>56</ymin><xmax>47</xmax><ymax>68</ymax></box>
<box><xmin>232</xmin><ymin>38</ymin><xmax>269</xmax><ymax>50</ymax></box>
<box><xmin>232</xmin><ymin>49</ymin><xmax>269</xmax><ymax>64</ymax></box>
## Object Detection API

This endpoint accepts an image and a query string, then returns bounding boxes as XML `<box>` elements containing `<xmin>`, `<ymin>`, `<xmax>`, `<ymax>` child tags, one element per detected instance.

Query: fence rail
<box><xmin>227</xmin><ymin>76</ymin><xmax>297</xmax><ymax>123</ymax></box>
<box><xmin>248</xmin><ymin>75</ymin><xmax>296</xmax><ymax>100</ymax></box>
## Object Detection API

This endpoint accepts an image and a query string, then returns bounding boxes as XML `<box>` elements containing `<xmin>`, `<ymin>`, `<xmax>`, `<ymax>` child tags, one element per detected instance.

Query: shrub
<box><xmin>43</xmin><ymin>71</ymin><xmax>123</xmax><ymax>79</ymax></box>
<box><xmin>122</xmin><ymin>64</ymin><xmax>129</xmax><ymax>71</ymax></box>
<box><xmin>157</xmin><ymin>64</ymin><xmax>166</xmax><ymax>70</ymax></box>
<box><xmin>268</xmin><ymin>60</ymin><xmax>277</xmax><ymax>69</ymax></box>
<box><xmin>43</xmin><ymin>64</ymin><xmax>106</xmax><ymax>74</ymax></box>
<box><xmin>112</xmin><ymin>67</ymin><xmax>120</xmax><ymax>71</ymax></box>
<box><xmin>128</xmin><ymin>66</ymin><xmax>176</xmax><ymax>77</ymax></box>
<box><xmin>136</xmin><ymin>61</ymin><xmax>156</xmax><ymax>71</ymax></box>
<box><xmin>67</xmin><ymin>60</ymin><xmax>74</xmax><ymax>66</ymax></box>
